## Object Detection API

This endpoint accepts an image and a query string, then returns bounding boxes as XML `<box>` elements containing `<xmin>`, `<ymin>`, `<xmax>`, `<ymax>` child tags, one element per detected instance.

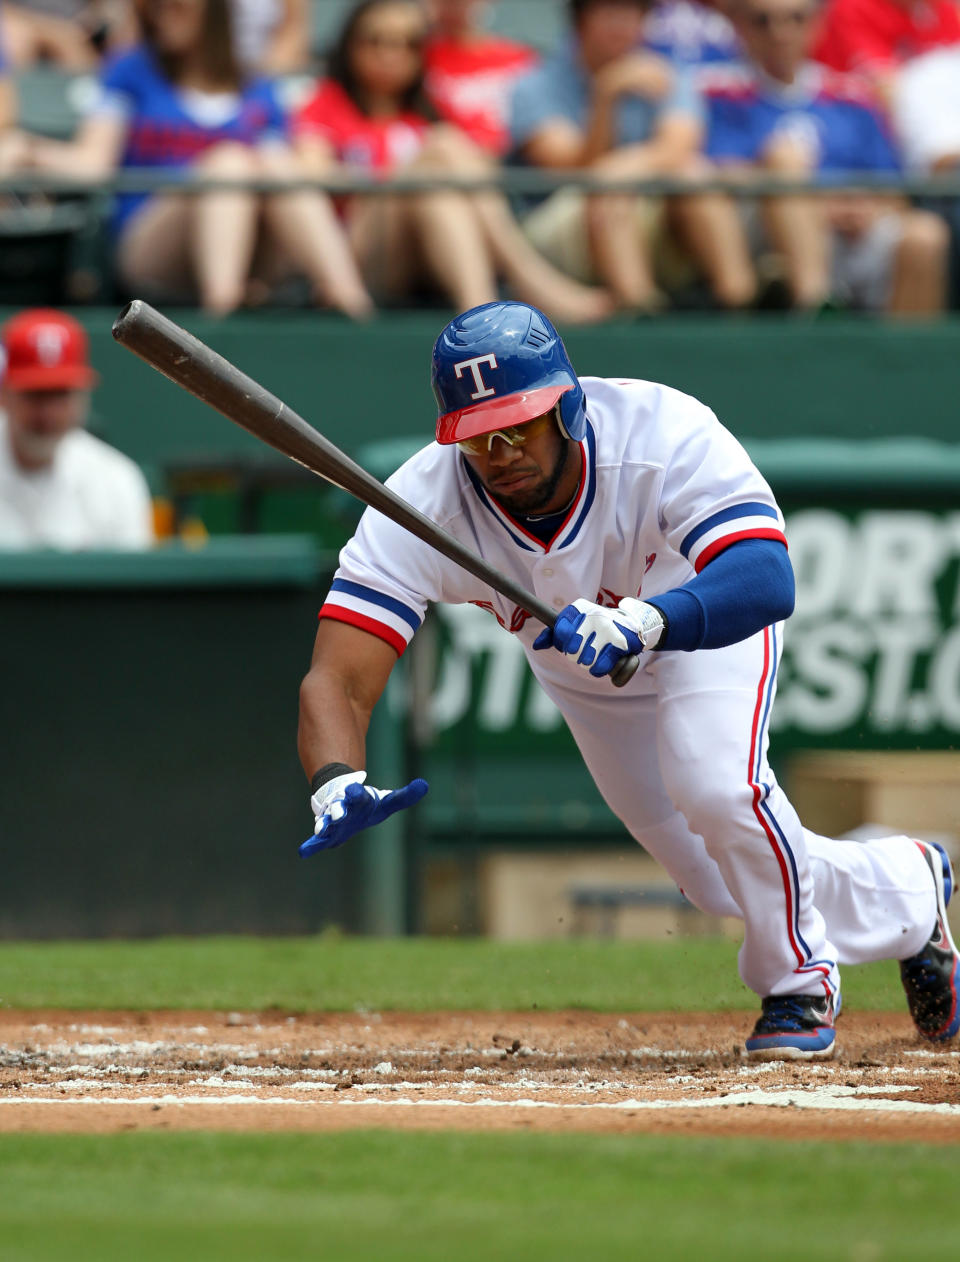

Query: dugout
<box><xmin>0</xmin><ymin>538</ymin><xmax>368</xmax><ymax>939</ymax></box>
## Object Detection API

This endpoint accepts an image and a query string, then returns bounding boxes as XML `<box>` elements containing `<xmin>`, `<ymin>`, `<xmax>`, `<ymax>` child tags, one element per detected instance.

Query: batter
<box><xmin>297</xmin><ymin>300</ymin><xmax>959</xmax><ymax>1060</ymax></box>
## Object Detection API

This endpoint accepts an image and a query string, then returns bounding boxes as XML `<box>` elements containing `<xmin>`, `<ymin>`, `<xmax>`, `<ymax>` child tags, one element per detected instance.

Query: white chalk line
<box><xmin>2</xmin><ymin>1083</ymin><xmax>959</xmax><ymax>1116</ymax></box>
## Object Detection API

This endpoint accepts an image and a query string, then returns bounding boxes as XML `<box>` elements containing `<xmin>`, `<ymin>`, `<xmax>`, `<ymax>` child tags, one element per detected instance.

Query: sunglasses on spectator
<box><xmin>745</xmin><ymin>8</ymin><xmax>813</xmax><ymax>28</ymax></box>
<box><xmin>456</xmin><ymin>411</ymin><xmax>557</xmax><ymax>455</ymax></box>
<box><xmin>354</xmin><ymin>30</ymin><xmax>425</xmax><ymax>50</ymax></box>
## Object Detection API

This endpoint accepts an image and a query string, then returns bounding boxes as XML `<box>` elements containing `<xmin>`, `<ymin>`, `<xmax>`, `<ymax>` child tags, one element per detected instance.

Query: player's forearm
<box><xmin>297</xmin><ymin>669</ymin><xmax>371</xmax><ymax>781</ymax></box>
<box><xmin>648</xmin><ymin>538</ymin><xmax>795</xmax><ymax>651</ymax></box>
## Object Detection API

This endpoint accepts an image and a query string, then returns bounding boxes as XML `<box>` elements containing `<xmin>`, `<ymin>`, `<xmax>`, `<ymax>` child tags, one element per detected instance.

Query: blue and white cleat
<box><xmin>899</xmin><ymin>841</ymin><xmax>959</xmax><ymax>1042</ymax></box>
<box><xmin>745</xmin><ymin>992</ymin><xmax>838</xmax><ymax>1061</ymax></box>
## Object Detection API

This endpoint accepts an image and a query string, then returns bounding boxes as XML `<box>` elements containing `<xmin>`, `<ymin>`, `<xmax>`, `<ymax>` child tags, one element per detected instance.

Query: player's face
<box><xmin>460</xmin><ymin>410</ymin><xmax>581</xmax><ymax>516</ymax></box>
<box><xmin>737</xmin><ymin>0</ymin><xmax>818</xmax><ymax>78</ymax></box>
<box><xmin>1</xmin><ymin>387</ymin><xmax>87</xmax><ymax>470</ymax></box>
<box><xmin>349</xmin><ymin>1</ymin><xmax>428</xmax><ymax>99</ymax></box>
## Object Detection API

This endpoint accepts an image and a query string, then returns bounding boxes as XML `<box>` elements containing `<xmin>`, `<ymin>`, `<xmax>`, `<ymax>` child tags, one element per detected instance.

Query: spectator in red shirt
<box><xmin>295</xmin><ymin>0</ymin><xmax>611</xmax><ymax>321</ymax></box>
<box><xmin>423</xmin><ymin>0</ymin><xmax>538</xmax><ymax>155</ymax></box>
<box><xmin>814</xmin><ymin>0</ymin><xmax>960</xmax><ymax>96</ymax></box>
<box><xmin>813</xmin><ymin>0</ymin><xmax>960</xmax><ymax>307</ymax></box>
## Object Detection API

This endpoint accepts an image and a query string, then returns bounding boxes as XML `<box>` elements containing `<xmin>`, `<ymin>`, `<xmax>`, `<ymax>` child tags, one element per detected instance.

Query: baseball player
<box><xmin>298</xmin><ymin>300</ymin><xmax>958</xmax><ymax>1060</ymax></box>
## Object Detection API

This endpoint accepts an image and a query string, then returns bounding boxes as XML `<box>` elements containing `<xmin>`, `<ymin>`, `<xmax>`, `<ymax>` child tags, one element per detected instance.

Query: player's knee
<box><xmin>664</xmin><ymin>767</ymin><xmax>755</xmax><ymax>842</ymax></box>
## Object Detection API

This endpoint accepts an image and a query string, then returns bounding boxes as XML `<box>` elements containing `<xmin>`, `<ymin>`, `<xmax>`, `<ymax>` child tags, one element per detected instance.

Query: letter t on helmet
<box><xmin>432</xmin><ymin>301</ymin><xmax>587</xmax><ymax>447</ymax></box>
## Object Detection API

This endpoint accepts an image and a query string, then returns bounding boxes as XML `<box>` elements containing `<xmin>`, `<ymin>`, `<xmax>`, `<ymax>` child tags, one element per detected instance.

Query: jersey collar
<box><xmin>462</xmin><ymin>418</ymin><xmax>597</xmax><ymax>554</ymax></box>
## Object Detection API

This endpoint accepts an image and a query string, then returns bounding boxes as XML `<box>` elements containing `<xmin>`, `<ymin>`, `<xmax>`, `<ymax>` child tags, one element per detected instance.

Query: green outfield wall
<box><xmin>6</xmin><ymin>471</ymin><xmax>960</xmax><ymax>938</ymax></box>
<box><xmin>33</xmin><ymin>311</ymin><xmax>960</xmax><ymax>489</ymax></box>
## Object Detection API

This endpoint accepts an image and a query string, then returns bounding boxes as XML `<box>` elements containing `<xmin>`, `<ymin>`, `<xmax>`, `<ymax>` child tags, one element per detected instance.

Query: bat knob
<box><xmin>610</xmin><ymin>653</ymin><xmax>641</xmax><ymax>688</ymax></box>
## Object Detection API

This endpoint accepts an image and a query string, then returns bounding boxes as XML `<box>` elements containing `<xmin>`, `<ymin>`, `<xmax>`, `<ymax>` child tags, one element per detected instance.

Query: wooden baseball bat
<box><xmin>111</xmin><ymin>300</ymin><xmax>640</xmax><ymax>686</ymax></box>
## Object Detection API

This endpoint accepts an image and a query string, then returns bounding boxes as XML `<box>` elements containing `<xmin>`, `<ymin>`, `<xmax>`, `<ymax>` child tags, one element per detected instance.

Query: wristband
<box><xmin>647</xmin><ymin>604</ymin><xmax>670</xmax><ymax>650</ymax></box>
<box><xmin>310</xmin><ymin>762</ymin><xmax>357</xmax><ymax>795</ymax></box>
<box><xmin>619</xmin><ymin>597</ymin><xmax>669</xmax><ymax>650</ymax></box>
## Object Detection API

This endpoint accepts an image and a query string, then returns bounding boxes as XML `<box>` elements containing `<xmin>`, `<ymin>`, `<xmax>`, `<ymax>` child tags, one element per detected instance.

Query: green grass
<box><xmin>0</xmin><ymin>1131</ymin><xmax>955</xmax><ymax>1261</ymax></box>
<box><xmin>0</xmin><ymin>944</ymin><xmax>941</xmax><ymax>1259</ymax></box>
<box><xmin>0</xmin><ymin>934</ymin><xmax>905</xmax><ymax>1012</ymax></box>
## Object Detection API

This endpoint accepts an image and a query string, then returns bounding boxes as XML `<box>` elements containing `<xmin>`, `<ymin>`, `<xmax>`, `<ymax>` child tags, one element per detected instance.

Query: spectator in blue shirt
<box><xmin>674</xmin><ymin>0</ymin><xmax>948</xmax><ymax>313</ymax></box>
<box><xmin>12</xmin><ymin>0</ymin><xmax>372</xmax><ymax>318</ymax></box>
<box><xmin>509</xmin><ymin>0</ymin><xmax>703</xmax><ymax>313</ymax></box>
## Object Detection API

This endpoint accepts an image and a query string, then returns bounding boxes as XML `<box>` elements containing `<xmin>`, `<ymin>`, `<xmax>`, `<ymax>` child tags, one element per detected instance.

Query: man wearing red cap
<box><xmin>0</xmin><ymin>308</ymin><xmax>153</xmax><ymax>549</ymax></box>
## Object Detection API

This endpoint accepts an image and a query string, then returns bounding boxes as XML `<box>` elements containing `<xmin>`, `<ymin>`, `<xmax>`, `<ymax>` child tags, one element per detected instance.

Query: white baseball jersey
<box><xmin>321</xmin><ymin>377</ymin><xmax>786</xmax><ymax>687</ymax></box>
<box><xmin>320</xmin><ymin>377</ymin><xmax>937</xmax><ymax>1002</ymax></box>
<box><xmin>0</xmin><ymin>414</ymin><xmax>154</xmax><ymax>550</ymax></box>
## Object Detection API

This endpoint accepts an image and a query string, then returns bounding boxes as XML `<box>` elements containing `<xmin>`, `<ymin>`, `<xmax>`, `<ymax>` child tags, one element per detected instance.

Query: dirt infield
<box><xmin>1</xmin><ymin>1009</ymin><xmax>958</xmax><ymax>1141</ymax></box>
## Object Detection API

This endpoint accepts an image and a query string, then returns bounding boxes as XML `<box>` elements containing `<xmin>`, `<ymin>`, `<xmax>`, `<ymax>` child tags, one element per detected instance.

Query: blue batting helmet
<box><xmin>432</xmin><ymin>302</ymin><xmax>587</xmax><ymax>445</ymax></box>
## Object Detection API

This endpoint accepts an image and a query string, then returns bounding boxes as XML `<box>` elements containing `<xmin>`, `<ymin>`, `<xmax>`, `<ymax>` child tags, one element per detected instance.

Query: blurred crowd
<box><xmin>0</xmin><ymin>0</ymin><xmax>956</xmax><ymax>321</ymax></box>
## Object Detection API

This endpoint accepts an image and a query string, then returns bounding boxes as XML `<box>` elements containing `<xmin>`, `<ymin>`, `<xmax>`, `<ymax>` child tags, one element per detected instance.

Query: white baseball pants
<box><xmin>538</xmin><ymin>624</ymin><xmax>937</xmax><ymax>1000</ymax></box>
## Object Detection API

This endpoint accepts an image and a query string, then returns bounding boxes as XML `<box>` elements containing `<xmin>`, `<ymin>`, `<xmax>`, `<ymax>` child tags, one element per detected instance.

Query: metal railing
<box><xmin>0</xmin><ymin>168</ymin><xmax>958</xmax><ymax>200</ymax></box>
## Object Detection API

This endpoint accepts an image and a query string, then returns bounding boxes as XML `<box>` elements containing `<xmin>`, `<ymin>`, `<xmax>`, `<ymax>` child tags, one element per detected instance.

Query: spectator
<box><xmin>813</xmin><ymin>0</ymin><xmax>960</xmax><ymax>99</ymax></box>
<box><xmin>508</xmin><ymin>0</ymin><xmax>703</xmax><ymax>314</ymax></box>
<box><xmin>0</xmin><ymin>308</ymin><xmax>153</xmax><ymax>549</ymax></box>
<box><xmin>16</xmin><ymin>0</ymin><xmax>372</xmax><ymax>318</ymax></box>
<box><xmin>674</xmin><ymin>0</ymin><xmax>948</xmax><ymax>314</ymax></box>
<box><xmin>1</xmin><ymin>1</ymin><xmax>134</xmax><ymax>69</ymax></box>
<box><xmin>230</xmin><ymin>0</ymin><xmax>311</xmax><ymax>76</ymax></box>
<box><xmin>891</xmin><ymin>47</ymin><xmax>960</xmax><ymax>175</ymax></box>
<box><xmin>891</xmin><ymin>49</ymin><xmax>960</xmax><ymax>308</ymax></box>
<box><xmin>812</xmin><ymin>0</ymin><xmax>960</xmax><ymax>308</ymax></box>
<box><xmin>423</xmin><ymin>0</ymin><xmax>538</xmax><ymax>155</ymax></box>
<box><xmin>295</xmin><ymin>0</ymin><xmax>611</xmax><ymax>322</ymax></box>
<box><xmin>644</xmin><ymin>0</ymin><xmax>741</xmax><ymax>69</ymax></box>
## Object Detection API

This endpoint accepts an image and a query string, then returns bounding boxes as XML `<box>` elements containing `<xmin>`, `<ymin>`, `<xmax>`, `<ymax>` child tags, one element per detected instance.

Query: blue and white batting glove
<box><xmin>532</xmin><ymin>597</ymin><xmax>666</xmax><ymax>678</ymax></box>
<box><xmin>301</xmin><ymin>770</ymin><xmax>429</xmax><ymax>857</ymax></box>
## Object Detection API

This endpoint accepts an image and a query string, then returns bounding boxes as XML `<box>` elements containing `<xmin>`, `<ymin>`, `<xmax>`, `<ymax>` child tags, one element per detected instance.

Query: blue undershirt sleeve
<box><xmin>647</xmin><ymin>537</ymin><xmax>795</xmax><ymax>651</ymax></box>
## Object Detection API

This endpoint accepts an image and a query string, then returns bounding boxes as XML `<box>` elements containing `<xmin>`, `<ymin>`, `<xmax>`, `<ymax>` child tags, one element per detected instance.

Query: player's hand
<box><xmin>301</xmin><ymin>770</ymin><xmax>429</xmax><ymax>856</ymax></box>
<box><xmin>532</xmin><ymin>597</ymin><xmax>665</xmax><ymax>678</ymax></box>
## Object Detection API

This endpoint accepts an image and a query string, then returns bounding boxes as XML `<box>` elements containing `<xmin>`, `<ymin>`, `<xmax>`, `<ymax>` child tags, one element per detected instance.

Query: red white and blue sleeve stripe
<box><xmin>319</xmin><ymin>578</ymin><xmax>423</xmax><ymax>656</ymax></box>
<box><xmin>680</xmin><ymin>501</ymin><xmax>787</xmax><ymax>573</ymax></box>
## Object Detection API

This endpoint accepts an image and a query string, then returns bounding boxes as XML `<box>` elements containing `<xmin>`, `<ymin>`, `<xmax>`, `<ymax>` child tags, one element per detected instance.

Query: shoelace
<box><xmin>759</xmin><ymin>996</ymin><xmax>824</xmax><ymax>1030</ymax></box>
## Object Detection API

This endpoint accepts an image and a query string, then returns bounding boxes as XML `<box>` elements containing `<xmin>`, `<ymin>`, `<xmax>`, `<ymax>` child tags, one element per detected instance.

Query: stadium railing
<box><xmin>1</xmin><ymin>166</ymin><xmax>956</xmax><ymax>308</ymax></box>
